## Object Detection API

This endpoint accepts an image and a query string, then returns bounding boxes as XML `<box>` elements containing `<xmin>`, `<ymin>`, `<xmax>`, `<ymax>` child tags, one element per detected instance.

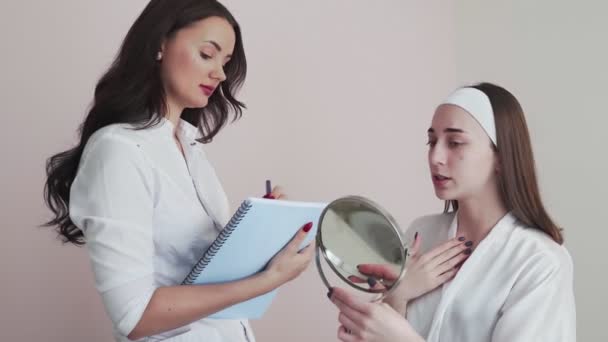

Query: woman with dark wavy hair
<box><xmin>43</xmin><ymin>1</ymin><xmax>314</xmax><ymax>340</ymax></box>
<box><xmin>329</xmin><ymin>83</ymin><xmax>576</xmax><ymax>342</ymax></box>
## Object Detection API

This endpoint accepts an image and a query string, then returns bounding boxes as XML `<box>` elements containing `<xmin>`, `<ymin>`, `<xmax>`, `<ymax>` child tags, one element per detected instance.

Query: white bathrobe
<box><xmin>404</xmin><ymin>212</ymin><xmax>576</xmax><ymax>342</ymax></box>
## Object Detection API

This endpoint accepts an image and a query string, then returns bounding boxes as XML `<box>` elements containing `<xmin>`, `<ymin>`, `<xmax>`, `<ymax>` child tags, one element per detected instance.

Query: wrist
<box><xmin>260</xmin><ymin>269</ymin><xmax>283</xmax><ymax>288</ymax></box>
<box><xmin>402</xmin><ymin>319</ymin><xmax>424</xmax><ymax>342</ymax></box>
<box><xmin>395</xmin><ymin>299</ymin><xmax>409</xmax><ymax>315</ymax></box>
<box><xmin>385</xmin><ymin>295</ymin><xmax>408</xmax><ymax>315</ymax></box>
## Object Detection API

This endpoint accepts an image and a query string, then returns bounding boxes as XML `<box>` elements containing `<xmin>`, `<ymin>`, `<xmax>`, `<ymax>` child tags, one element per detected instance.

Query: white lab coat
<box><xmin>404</xmin><ymin>212</ymin><xmax>576</xmax><ymax>342</ymax></box>
<box><xmin>70</xmin><ymin>118</ymin><xmax>255</xmax><ymax>342</ymax></box>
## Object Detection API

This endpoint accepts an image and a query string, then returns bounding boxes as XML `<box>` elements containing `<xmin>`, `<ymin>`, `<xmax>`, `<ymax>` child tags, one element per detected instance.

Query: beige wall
<box><xmin>2</xmin><ymin>0</ymin><xmax>604</xmax><ymax>341</ymax></box>
<box><xmin>214</xmin><ymin>2</ymin><xmax>455</xmax><ymax>340</ymax></box>
<box><xmin>1</xmin><ymin>1</ymin><xmax>152</xmax><ymax>341</ymax></box>
<box><xmin>0</xmin><ymin>1</ymin><xmax>454</xmax><ymax>340</ymax></box>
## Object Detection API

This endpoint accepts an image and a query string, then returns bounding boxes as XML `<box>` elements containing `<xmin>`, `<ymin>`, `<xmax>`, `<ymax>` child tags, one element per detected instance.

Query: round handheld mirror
<box><xmin>315</xmin><ymin>196</ymin><xmax>408</xmax><ymax>301</ymax></box>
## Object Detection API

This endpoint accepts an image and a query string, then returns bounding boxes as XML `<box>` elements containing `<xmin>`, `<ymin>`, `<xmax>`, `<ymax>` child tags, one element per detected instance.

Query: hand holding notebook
<box><xmin>182</xmin><ymin>197</ymin><xmax>327</xmax><ymax>319</ymax></box>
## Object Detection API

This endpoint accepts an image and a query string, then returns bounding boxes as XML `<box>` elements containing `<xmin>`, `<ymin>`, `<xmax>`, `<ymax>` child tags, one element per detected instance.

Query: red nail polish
<box><xmin>263</xmin><ymin>194</ymin><xmax>275</xmax><ymax>199</ymax></box>
<box><xmin>302</xmin><ymin>222</ymin><xmax>313</xmax><ymax>233</ymax></box>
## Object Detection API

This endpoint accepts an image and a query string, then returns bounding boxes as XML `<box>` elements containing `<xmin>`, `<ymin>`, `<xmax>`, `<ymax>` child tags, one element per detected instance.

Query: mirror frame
<box><xmin>315</xmin><ymin>195</ymin><xmax>408</xmax><ymax>301</ymax></box>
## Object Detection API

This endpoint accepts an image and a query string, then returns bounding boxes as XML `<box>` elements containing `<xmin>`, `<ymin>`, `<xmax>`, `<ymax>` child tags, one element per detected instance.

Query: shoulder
<box><xmin>81</xmin><ymin>123</ymin><xmax>164</xmax><ymax>162</ymax></box>
<box><xmin>86</xmin><ymin>124</ymin><xmax>148</xmax><ymax>149</ymax></box>
<box><xmin>76</xmin><ymin>124</ymin><xmax>159</xmax><ymax>176</ymax></box>
<box><xmin>71</xmin><ymin>125</ymin><xmax>158</xmax><ymax>197</ymax></box>
<box><xmin>508</xmin><ymin>220</ymin><xmax>573</xmax><ymax>278</ymax></box>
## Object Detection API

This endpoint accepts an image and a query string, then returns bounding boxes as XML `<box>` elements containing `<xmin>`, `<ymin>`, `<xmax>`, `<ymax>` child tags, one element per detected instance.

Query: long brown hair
<box><xmin>444</xmin><ymin>82</ymin><xmax>563</xmax><ymax>244</ymax></box>
<box><xmin>43</xmin><ymin>0</ymin><xmax>247</xmax><ymax>245</ymax></box>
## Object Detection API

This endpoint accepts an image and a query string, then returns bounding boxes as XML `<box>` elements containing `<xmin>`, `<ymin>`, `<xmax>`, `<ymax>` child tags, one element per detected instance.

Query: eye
<box><xmin>426</xmin><ymin>139</ymin><xmax>437</xmax><ymax>147</ymax></box>
<box><xmin>448</xmin><ymin>141</ymin><xmax>462</xmax><ymax>148</ymax></box>
<box><xmin>200</xmin><ymin>52</ymin><xmax>212</xmax><ymax>60</ymax></box>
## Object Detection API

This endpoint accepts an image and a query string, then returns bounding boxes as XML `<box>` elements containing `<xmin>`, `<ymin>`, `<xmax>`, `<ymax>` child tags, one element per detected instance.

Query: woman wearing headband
<box><xmin>329</xmin><ymin>82</ymin><xmax>576</xmax><ymax>341</ymax></box>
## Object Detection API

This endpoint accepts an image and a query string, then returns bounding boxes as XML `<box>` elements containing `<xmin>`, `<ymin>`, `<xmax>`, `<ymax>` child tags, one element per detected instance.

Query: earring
<box><xmin>156</xmin><ymin>51</ymin><xmax>162</xmax><ymax>61</ymax></box>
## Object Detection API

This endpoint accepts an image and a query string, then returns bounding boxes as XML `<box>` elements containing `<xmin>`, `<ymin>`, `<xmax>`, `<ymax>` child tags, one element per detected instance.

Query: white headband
<box><xmin>442</xmin><ymin>87</ymin><xmax>497</xmax><ymax>146</ymax></box>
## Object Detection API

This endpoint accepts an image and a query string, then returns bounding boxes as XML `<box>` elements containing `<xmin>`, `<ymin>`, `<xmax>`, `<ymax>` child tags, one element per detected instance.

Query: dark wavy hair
<box><xmin>444</xmin><ymin>82</ymin><xmax>563</xmax><ymax>244</ymax></box>
<box><xmin>43</xmin><ymin>0</ymin><xmax>247</xmax><ymax>245</ymax></box>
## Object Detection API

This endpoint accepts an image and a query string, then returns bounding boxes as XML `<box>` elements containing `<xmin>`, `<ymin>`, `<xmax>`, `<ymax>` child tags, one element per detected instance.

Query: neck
<box><xmin>165</xmin><ymin>97</ymin><xmax>184</xmax><ymax>135</ymax></box>
<box><xmin>455</xmin><ymin>186</ymin><xmax>507</xmax><ymax>243</ymax></box>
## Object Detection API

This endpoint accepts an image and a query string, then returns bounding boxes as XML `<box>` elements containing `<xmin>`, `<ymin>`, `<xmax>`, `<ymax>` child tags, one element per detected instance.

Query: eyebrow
<box><xmin>427</xmin><ymin>127</ymin><xmax>466</xmax><ymax>134</ymax></box>
<box><xmin>203</xmin><ymin>40</ymin><xmax>233</xmax><ymax>58</ymax></box>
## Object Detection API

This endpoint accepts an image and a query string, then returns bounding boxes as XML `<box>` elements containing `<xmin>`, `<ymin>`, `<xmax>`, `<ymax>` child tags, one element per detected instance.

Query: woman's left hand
<box><xmin>329</xmin><ymin>287</ymin><xmax>423</xmax><ymax>342</ymax></box>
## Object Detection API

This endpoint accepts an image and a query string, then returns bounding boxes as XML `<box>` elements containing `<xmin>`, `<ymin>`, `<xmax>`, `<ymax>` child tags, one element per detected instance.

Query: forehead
<box><xmin>176</xmin><ymin>16</ymin><xmax>236</xmax><ymax>54</ymax></box>
<box><xmin>430</xmin><ymin>104</ymin><xmax>486</xmax><ymax>137</ymax></box>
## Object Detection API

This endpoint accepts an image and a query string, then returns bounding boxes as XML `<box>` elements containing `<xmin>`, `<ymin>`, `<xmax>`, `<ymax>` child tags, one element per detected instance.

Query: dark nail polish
<box><xmin>464</xmin><ymin>248</ymin><xmax>472</xmax><ymax>255</ymax></box>
<box><xmin>327</xmin><ymin>288</ymin><xmax>334</xmax><ymax>299</ymax></box>
<box><xmin>465</xmin><ymin>241</ymin><xmax>473</xmax><ymax>247</ymax></box>
<box><xmin>263</xmin><ymin>194</ymin><xmax>275</xmax><ymax>199</ymax></box>
<box><xmin>302</xmin><ymin>222</ymin><xmax>313</xmax><ymax>233</ymax></box>
<box><xmin>367</xmin><ymin>277</ymin><xmax>377</xmax><ymax>287</ymax></box>
<box><xmin>458</xmin><ymin>236</ymin><xmax>466</xmax><ymax>241</ymax></box>
<box><xmin>414</xmin><ymin>232</ymin><xmax>418</xmax><ymax>240</ymax></box>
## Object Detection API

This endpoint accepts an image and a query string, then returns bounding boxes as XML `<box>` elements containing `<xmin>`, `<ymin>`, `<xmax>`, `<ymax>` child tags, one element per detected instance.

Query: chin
<box><xmin>192</xmin><ymin>98</ymin><xmax>209</xmax><ymax>108</ymax></box>
<box><xmin>434</xmin><ymin>189</ymin><xmax>456</xmax><ymax>201</ymax></box>
<box><xmin>185</xmin><ymin>94</ymin><xmax>209</xmax><ymax>109</ymax></box>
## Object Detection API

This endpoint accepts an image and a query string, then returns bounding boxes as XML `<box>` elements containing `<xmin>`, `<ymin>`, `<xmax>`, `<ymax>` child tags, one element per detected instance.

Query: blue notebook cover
<box><xmin>182</xmin><ymin>197</ymin><xmax>327</xmax><ymax>319</ymax></box>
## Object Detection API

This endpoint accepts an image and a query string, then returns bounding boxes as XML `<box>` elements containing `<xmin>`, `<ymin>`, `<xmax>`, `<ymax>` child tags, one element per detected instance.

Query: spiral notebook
<box><xmin>182</xmin><ymin>197</ymin><xmax>327</xmax><ymax>319</ymax></box>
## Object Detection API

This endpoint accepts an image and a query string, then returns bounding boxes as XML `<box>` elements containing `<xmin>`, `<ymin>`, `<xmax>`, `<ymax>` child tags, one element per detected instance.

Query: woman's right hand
<box><xmin>389</xmin><ymin>233</ymin><xmax>473</xmax><ymax>305</ymax></box>
<box><xmin>264</xmin><ymin>222</ymin><xmax>316</xmax><ymax>286</ymax></box>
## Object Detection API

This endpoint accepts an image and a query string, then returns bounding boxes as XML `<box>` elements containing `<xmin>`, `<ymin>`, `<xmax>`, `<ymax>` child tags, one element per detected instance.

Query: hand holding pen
<box><xmin>263</xmin><ymin>179</ymin><xmax>286</xmax><ymax>199</ymax></box>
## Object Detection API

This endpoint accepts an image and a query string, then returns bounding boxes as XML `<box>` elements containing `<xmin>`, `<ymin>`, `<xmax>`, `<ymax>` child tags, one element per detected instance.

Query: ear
<box><xmin>157</xmin><ymin>41</ymin><xmax>167</xmax><ymax>61</ymax></box>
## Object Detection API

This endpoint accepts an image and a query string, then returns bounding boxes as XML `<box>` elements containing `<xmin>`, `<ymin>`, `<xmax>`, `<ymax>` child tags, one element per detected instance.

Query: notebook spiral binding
<box><xmin>182</xmin><ymin>199</ymin><xmax>253</xmax><ymax>285</ymax></box>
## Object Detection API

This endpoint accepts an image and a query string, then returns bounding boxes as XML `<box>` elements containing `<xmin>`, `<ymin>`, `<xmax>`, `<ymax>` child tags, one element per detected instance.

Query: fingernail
<box><xmin>367</xmin><ymin>277</ymin><xmax>377</xmax><ymax>287</ymax></box>
<box><xmin>263</xmin><ymin>194</ymin><xmax>275</xmax><ymax>199</ymax></box>
<box><xmin>302</xmin><ymin>222</ymin><xmax>313</xmax><ymax>233</ymax></box>
<box><xmin>464</xmin><ymin>248</ymin><xmax>472</xmax><ymax>255</ymax></box>
<box><xmin>465</xmin><ymin>241</ymin><xmax>473</xmax><ymax>247</ymax></box>
<box><xmin>327</xmin><ymin>288</ymin><xmax>334</xmax><ymax>299</ymax></box>
<box><xmin>414</xmin><ymin>232</ymin><xmax>418</xmax><ymax>240</ymax></box>
<box><xmin>458</xmin><ymin>236</ymin><xmax>466</xmax><ymax>241</ymax></box>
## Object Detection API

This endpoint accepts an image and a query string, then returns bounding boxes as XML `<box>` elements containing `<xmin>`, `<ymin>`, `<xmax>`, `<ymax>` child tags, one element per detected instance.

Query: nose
<box><xmin>428</xmin><ymin>142</ymin><xmax>447</xmax><ymax>167</ymax></box>
<box><xmin>211</xmin><ymin>62</ymin><xmax>227</xmax><ymax>82</ymax></box>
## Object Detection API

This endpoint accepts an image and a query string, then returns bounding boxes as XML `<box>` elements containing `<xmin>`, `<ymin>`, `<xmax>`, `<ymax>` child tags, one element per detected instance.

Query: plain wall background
<box><xmin>0</xmin><ymin>0</ymin><xmax>604</xmax><ymax>341</ymax></box>
<box><xmin>454</xmin><ymin>1</ymin><xmax>608</xmax><ymax>341</ymax></box>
